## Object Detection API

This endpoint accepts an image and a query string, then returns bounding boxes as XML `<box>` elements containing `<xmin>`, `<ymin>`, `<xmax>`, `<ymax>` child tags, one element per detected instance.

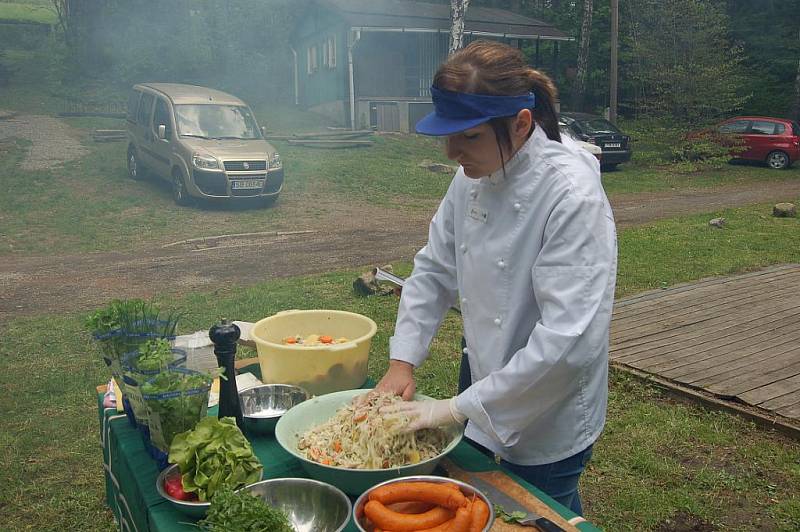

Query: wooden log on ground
<box><xmin>266</xmin><ymin>131</ymin><xmax>374</xmax><ymax>141</ymax></box>
<box><xmin>292</xmin><ymin>130</ymin><xmax>374</xmax><ymax>139</ymax></box>
<box><xmin>58</xmin><ymin>112</ymin><xmax>126</xmax><ymax>119</ymax></box>
<box><xmin>286</xmin><ymin>139</ymin><xmax>373</xmax><ymax>148</ymax></box>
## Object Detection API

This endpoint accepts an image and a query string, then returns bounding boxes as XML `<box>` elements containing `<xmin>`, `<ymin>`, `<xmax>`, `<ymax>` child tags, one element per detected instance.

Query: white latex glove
<box><xmin>382</xmin><ymin>398</ymin><xmax>466</xmax><ymax>432</ymax></box>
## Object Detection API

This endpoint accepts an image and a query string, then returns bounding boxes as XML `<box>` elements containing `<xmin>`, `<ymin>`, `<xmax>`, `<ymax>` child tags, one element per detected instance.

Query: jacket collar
<box><xmin>482</xmin><ymin>125</ymin><xmax>544</xmax><ymax>186</ymax></box>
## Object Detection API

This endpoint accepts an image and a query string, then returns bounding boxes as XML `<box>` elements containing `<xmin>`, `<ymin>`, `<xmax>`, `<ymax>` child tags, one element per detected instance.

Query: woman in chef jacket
<box><xmin>377</xmin><ymin>40</ymin><xmax>617</xmax><ymax>516</ymax></box>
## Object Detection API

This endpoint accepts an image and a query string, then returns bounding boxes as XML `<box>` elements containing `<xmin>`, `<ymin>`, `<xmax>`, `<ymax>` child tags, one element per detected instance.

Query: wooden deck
<box><xmin>610</xmin><ymin>264</ymin><xmax>800</xmax><ymax>432</ymax></box>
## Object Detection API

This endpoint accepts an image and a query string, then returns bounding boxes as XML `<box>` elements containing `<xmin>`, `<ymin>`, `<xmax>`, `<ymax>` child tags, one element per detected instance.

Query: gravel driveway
<box><xmin>0</xmin><ymin>112</ymin><xmax>88</xmax><ymax>170</ymax></box>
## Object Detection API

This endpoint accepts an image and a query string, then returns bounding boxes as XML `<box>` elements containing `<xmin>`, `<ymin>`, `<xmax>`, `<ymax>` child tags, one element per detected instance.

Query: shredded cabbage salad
<box><xmin>297</xmin><ymin>393</ymin><xmax>450</xmax><ymax>469</ymax></box>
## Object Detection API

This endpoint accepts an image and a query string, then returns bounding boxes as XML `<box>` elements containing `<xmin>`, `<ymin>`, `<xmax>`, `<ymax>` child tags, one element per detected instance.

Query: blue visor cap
<box><xmin>415</xmin><ymin>86</ymin><xmax>536</xmax><ymax>136</ymax></box>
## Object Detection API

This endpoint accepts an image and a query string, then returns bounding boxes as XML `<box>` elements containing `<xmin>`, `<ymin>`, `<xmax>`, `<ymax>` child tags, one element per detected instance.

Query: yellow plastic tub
<box><xmin>251</xmin><ymin>310</ymin><xmax>377</xmax><ymax>396</ymax></box>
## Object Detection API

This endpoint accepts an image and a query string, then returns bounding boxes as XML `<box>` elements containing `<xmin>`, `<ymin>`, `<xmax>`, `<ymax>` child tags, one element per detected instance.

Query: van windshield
<box><xmin>174</xmin><ymin>104</ymin><xmax>261</xmax><ymax>140</ymax></box>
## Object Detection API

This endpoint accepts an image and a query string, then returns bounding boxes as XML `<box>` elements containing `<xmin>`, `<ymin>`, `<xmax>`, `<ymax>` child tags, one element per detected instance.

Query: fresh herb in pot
<box><xmin>169</xmin><ymin>417</ymin><xmax>263</xmax><ymax>502</ymax></box>
<box><xmin>133</xmin><ymin>338</ymin><xmax>177</xmax><ymax>371</ymax></box>
<box><xmin>87</xmin><ymin>298</ymin><xmax>182</xmax><ymax>336</ymax></box>
<box><xmin>141</xmin><ymin>368</ymin><xmax>217</xmax><ymax>453</ymax></box>
<box><xmin>86</xmin><ymin>299</ymin><xmax>134</xmax><ymax>335</ymax></box>
<box><xmin>197</xmin><ymin>487</ymin><xmax>294</xmax><ymax>531</ymax></box>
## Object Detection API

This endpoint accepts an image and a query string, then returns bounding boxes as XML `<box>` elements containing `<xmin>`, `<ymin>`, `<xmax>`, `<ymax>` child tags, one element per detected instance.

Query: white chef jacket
<box><xmin>389</xmin><ymin>125</ymin><xmax>617</xmax><ymax>465</ymax></box>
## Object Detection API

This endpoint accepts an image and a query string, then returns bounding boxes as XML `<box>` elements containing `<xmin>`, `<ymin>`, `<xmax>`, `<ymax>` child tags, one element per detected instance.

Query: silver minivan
<box><xmin>126</xmin><ymin>83</ymin><xmax>283</xmax><ymax>205</ymax></box>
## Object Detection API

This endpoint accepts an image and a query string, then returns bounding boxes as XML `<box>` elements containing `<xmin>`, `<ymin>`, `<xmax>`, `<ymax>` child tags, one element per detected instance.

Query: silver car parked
<box><xmin>126</xmin><ymin>83</ymin><xmax>283</xmax><ymax>206</ymax></box>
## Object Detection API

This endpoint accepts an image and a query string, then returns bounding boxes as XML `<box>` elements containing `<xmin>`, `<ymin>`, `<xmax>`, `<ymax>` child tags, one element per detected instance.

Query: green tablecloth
<box><xmin>99</xmin><ymin>390</ymin><xmax>600</xmax><ymax>531</ymax></box>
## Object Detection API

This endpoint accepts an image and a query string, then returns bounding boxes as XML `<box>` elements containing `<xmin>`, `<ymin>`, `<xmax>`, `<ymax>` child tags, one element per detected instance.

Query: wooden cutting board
<box><xmin>440</xmin><ymin>458</ymin><xmax>580</xmax><ymax>532</ymax></box>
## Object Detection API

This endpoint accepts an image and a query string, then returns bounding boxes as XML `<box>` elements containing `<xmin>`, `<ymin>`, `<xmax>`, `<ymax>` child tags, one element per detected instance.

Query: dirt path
<box><xmin>2</xmin><ymin>179</ymin><xmax>798</xmax><ymax>321</ymax></box>
<box><xmin>0</xmin><ymin>113</ymin><xmax>88</xmax><ymax>170</ymax></box>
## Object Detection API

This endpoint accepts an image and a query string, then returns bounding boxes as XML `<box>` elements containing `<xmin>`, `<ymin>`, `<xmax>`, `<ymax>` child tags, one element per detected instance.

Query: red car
<box><xmin>716</xmin><ymin>116</ymin><xmax>800</xmax><ymax>169</ymax></box>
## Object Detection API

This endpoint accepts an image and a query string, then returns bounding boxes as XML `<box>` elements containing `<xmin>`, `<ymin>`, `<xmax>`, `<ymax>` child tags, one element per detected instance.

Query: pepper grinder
<box><xmin>209</xmin><ymin>320</ymin><xmax>243</xmax><ymax>428</ymax></box>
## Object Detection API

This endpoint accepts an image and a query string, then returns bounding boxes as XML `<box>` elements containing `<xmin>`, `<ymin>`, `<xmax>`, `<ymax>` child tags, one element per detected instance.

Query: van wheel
<box><xmin>127</xmin><ymin>148</ymin><xmax>146</xmax><ymax>180</ymax></box>
<box><xmin>766</xmin><ymin>150</ymin><xmax>789</xmax><ymax>169</ymax></box>
<box><xmin>171</xmin><ymin>170</ymin><xmax>193</xmax><ymax>206</ymax></box>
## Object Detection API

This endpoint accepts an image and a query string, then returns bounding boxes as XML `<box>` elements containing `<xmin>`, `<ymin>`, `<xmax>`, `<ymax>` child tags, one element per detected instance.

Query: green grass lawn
<box><xmin>0</xmin><ymin>2</ymin><xmax>56</xmax><ymax>24</ymax></box>
<box><xmin>0</xmin><ymin>131</ymin><xmax>452</xmax><ymax>255</ymax></box>
<box><xmin>2</xmin><ymin>49</ymin><xmax>800</xmax><ymax>531</ymax></box>
<box><xmin>1</xmin><ymin>45</ymin><xmax>799</xmax><ymax>258</ymax></box>
<box><xmin>1</xmin><ymin>204</ymin><xmax>799</xmax><ymax>531</ymax></box>
<box><xmin>616</xmin><ymin>203</ymin><xmax>800</xmax><ymax>297</ymax></box>
<box><xmin>1</xmin><ymin>113</ymin><xmax>799</xmax><ymax>257</ymax></box>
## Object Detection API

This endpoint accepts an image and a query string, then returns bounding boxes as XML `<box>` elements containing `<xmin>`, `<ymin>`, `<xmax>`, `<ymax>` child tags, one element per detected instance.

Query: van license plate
<box><xmin>232</xmin><ymin>179</ymin><xmax>263</xmax><ymax>190</ymax></box>
<box><xmin>605</xmin><ymin>143</ymin><xmax>621</xmax><ymax>148</ymax></box>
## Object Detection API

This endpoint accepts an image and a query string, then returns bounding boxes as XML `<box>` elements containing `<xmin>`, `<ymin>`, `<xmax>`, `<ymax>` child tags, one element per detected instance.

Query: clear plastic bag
<box><xmin>142</xmin><ymin>368</ymin><xmax>212</xmax><ymax>452</ymax></box>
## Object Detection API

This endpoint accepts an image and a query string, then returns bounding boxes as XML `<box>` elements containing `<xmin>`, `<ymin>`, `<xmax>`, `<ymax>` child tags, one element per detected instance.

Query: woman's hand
<box><xmin>382</xmin><ymin>398</ymin><xmax>466</xmax><ymax>432</ymax></box>
<box><xmin>375</xmin><ymin>360</ymin><xmax>416</xmax><ymax>400</ymax></box>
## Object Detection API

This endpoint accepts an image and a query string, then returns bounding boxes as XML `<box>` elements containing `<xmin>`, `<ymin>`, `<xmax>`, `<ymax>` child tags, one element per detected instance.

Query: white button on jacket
<box><xmin>390</xmin><ymin>127</ymin><xmax>618</xmax><ymax>465</ymax></box>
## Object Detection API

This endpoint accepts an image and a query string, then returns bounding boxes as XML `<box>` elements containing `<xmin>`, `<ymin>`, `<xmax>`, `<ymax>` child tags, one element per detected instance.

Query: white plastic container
<box><xmin>251</xmin><ymin>310</ymin><xmax>377</xmax><ymax>396</ymax></box>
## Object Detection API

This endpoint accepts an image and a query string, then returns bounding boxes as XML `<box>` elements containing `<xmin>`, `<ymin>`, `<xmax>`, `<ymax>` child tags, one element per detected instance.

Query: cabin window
<box><xmin>327</xmin><ymin>36</ymin><xmax>336</xmax><ymax>68</ymax></box>
<box><xmin>307</xmin><ymin>45</ymin><xmax>319</xmax><ymax>75</ymax></box>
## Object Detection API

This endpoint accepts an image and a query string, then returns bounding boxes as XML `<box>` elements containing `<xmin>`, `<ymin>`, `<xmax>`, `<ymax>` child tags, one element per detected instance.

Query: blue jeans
<box><xmin>500</xmin><ymin>445</ymin><xmax>593</xmax><ymax>516</ymax></box>
<box><xmin>458</xmin><ymin>340</ymin><xmax>593</xmax><ymax>515</ymax></box>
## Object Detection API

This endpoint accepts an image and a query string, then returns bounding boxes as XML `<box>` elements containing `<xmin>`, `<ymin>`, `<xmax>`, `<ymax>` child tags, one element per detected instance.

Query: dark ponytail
<box><xmin>523</xmin><ymin>68</ymin><xmax>561</xmax><ymax>143</ymax></box>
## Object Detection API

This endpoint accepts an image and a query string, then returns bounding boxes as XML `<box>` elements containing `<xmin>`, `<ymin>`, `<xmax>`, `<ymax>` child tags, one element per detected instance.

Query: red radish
<box><xmin>164</xmin><ymin>476</ymin><xmax>197</xmax><ymax>501</ymax></box>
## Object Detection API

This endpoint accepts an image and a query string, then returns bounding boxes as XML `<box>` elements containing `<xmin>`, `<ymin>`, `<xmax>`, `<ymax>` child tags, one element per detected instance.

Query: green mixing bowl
<box><xmin>274</xmin><ymin>389</ymin><xmax>463</xmax><ymax>495</ymax></box>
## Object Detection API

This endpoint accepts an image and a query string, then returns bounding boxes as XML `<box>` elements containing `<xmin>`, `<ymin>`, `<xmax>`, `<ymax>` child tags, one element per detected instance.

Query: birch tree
<box><xmin>51</xmin><ymin>0</ymin><xmax>69</xmax><ymax>39</ymax></box>
<box><xmin>571</xmin><ymin>0</ymin><xmax>594</xmax><ymax>110</ymax></box>
<box><xmin>793</xmin><ymin>30</ymin><xmax>800</xmax><ymax>121</ymax></box>
<box><xmin>449</xmin><ymin>0</ymin><xmax>471</xmax><ymax>55</ymax></box>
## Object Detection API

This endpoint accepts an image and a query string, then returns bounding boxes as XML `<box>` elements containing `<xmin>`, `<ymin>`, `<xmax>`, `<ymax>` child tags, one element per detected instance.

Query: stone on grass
<box><xmin>353</xmin><ymin>265</ymin><xmax>397</xmax><ymax>297</ymax></box>
<box><xmin>709</xmin><ymin>217</ymin><xmax>726</xmax><ymax>228</ymax></box>
<box><xmin>419</xmin><ymin>160</ymin><xmax>457</xmax><ymax>174</ymax></box>
<box><xmin>773</xmin><ymin>203</ymin><xmax>796</xmax><ymax>218</ymax></box>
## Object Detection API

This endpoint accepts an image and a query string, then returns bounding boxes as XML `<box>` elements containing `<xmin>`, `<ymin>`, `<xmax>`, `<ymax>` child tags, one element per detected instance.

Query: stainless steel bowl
<box><xmin>242</xmin><ymin>478</ymin><xmax>352</xmax><ymax>532</ymax></box>
<box><xmin>352</xmin><ymin>475</ymin><xmax>495</xmax><ymax>532</ymax></box>
<box><xmin>240</xmin><ymin>384</ymin><xmax>310</xmax><ymax>435</ymax></box>
<box><xmin>155</xmin><ymin>464</ymin><xmax>210</xmax><ymax>519</ymax></box>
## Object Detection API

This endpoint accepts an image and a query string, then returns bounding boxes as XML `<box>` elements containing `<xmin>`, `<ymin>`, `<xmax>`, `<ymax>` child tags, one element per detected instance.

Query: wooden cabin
<box><xmin>293</xmin><ymin>0</ymin><xmax>570</xmax><ymax>132</ymax></box>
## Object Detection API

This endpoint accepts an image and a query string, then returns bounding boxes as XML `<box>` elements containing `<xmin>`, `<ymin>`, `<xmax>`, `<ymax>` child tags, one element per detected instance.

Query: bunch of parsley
<box><xmin>141</xmin><ymin>369</ymin><xmax>216</xmax><ymax>453</ymax></box>
<box><xmin>197</xmin><ymin>487</ymin><xmax>294</xmax><ymax>532</ymax></box>
<box><xmin>130</xmin><ymin>338</ymin><xmax>178</xmax><ymax>372</ymax></box>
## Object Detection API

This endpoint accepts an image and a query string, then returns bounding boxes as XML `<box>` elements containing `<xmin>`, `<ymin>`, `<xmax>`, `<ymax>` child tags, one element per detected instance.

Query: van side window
<box><xmin>794</xmin><ymin>122</ymin><xmax>800</xmax><ymax>136</ymax></box>
<box><xmin>137</xmin><ymin>93</ymin><xmax>155</xmax><ymax>126</ymax></box>
<box><xmin>154</xmin><ymin>98</ymin><xmax>172</xmax><ymax>139</ymax></box>
<box><xmin>126</xmin><ymin>90</ymin><xmax>141</xmax><ymax>123</ymax></box>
